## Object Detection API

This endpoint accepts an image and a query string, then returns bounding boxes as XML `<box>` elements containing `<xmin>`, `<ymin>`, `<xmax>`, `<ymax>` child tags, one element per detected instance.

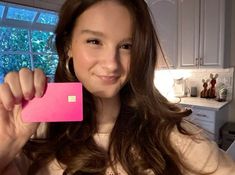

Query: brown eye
<box><xmin>120</xmin><ymin>43</ymin><xmax>132</xmax><ymax>50</ymax></box>
<box><xmin>87</xmin><ymin>39</ymin><xmax>101</xmax><ymax>45</ymax></box>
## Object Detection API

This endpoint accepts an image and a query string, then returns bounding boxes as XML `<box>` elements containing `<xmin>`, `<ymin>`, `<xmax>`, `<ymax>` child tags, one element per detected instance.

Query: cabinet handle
<box><xmin>200</xmin><ymin>58</ymin><xmax>203</xmax><ymax>66</ymax></box>
<box><xmin>195</xmin><ymin>58</ymin><xmax>199</xmax><ymax>66</ymax></box>
<box><xmin>196</xmin><ymin>114</ymin><xmax>207</xmax><ymax>118</ymax></box>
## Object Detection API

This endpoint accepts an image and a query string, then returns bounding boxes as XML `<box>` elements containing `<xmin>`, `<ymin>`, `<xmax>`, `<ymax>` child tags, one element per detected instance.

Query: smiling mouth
<box><xmin>96</xmin><ymin>75</ymin><xmax>119</xmax><ymax>84</ymax></box>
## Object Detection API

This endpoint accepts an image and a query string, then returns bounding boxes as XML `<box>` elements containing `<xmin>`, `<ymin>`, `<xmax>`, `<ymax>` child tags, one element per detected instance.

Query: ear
<box><xmin>215</xmin><ymin>74</ymin><xmax>218</xmax><ymax>79</ymax></box>
<box><xmin>202</xmin><ymin>79</ymin><xmax>205</xmax><ymax>83</ymax></box>
<box><xmin>210</xmin><ymin>73</ymin><xmax>213</xmax><ymax>79</ymax></box>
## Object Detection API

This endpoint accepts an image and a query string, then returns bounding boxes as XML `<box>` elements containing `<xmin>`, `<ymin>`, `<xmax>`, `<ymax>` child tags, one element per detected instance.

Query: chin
<box><xmin>92</xmin><ymin>90</ymin><xmax>119</xmax><ymax>99</ymax></box>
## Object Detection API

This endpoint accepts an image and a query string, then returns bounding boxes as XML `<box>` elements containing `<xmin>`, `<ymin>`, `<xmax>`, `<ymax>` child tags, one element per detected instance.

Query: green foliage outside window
<box><xmin>7</xmin><ymin>7</ymin><xmax>37</xmax><ymax>22</ymax></box>
<box><xmin>0</xmin><ymin>54</ymin><xmax>31</xmax><ymax>72</ymax></box>
<box><xmin>33</xmin><ymin>54</ymin><xmax>58</xmax><ymax>75</ymax></box>
<box><xmin>0</xmin><ymin>27</ymin><xmax>29</xmax><ymax>52</ymax></box>
<box><xmin>31</xmin><ymin>30</ymin><xmax>56</xmax><ymax>53</ymax></box>
<box><xmin>0</xmin><ymin>3</ymin><xmax>59</xmax><ymax>83</ymax></box>
<box><xmin>0</xmin><ymin>27</ymin><xmax>58</xmax><ymax>83</ymax></box>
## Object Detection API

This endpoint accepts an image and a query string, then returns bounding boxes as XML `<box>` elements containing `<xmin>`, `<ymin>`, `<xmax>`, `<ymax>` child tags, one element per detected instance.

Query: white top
<box><xmin>3</xmin><ymin>121</ymin><xmax>235</xmax><ymax>175</ymax></box>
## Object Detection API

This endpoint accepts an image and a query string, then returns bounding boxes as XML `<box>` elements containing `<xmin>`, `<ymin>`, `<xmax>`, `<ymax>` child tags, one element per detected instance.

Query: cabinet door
<box><xmin>178</xmin><ymin>0</ymin><xmax>225</xmax><ymax>68</ymax></box>
<box><xmin>147</xmin><ymin>0</ymin><xmax>178</xmax><ymax>68</ymax></box>
<box><xmin>178</xmin><ymin>0</ymin><xmax>200</xmax><ymax>68</ymax></box>
<box><xmin>199</xmin><ymin>0</ymin><xmax>225</xmax><ymax>67</ymax></box>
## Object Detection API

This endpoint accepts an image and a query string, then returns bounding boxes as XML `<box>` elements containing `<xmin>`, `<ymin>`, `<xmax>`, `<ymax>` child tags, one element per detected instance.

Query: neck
<box><xmin>94</xmin><ymin>95</ymin><xmax>120</xmax><ymax>133</ymax></box>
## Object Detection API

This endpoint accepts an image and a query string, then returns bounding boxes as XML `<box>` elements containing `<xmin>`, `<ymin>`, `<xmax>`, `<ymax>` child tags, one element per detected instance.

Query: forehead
<box><xmin>73</xmin><ymin>1</ymin><xmax>133</xmax><ymax>38</ymax></box>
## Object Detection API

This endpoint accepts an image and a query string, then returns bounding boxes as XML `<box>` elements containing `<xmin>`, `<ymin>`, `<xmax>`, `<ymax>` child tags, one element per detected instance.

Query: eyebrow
<box><xmin>80</xmin><ymin>29</ymin><xmax>105</xmax><ymax>37</ymax></box>
<box><xmin>80</xmin><ymin>29</ymin><xmax>132</xmax><ymax>42</ymax></box>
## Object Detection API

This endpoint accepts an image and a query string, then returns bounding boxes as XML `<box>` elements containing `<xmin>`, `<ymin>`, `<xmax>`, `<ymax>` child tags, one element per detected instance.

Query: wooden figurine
<box><xmin>200</xmin><ymin>79</ymin><xmax>209</xmax><ymax>98</ymax></box>
<box><xmin>207</xmin><ymin>73</ymin><xmax>218</xmax><ymax>98</ymax></box>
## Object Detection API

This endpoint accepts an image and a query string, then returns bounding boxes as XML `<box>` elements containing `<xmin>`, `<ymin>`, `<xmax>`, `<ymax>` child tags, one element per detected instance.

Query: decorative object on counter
<box><xmin>217</xmin><ymin>87</ymin><xmax>228</xmax><ymax>102</ymax></box>
<box><xmin>200</xmin><ymin>79</ymin><xmax>209</xmax><ymax>98</ymax></box>
<box><xmin>172</xmin><ymin>77</ymin><xmax>186</xmax><ymax>97</ymax></box>
<box><xmin>190</xmin><ymin>86</ymin><xmax>198</xmax><ymax>97</ymax></box>
<box><xmin>207</xmin><ymin>73</ymin><xmax>218</xmax><ymax>98</ymax></box>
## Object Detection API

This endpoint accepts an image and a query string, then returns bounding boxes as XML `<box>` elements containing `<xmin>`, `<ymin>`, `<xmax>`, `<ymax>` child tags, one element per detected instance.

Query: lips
<box><xmin>96</xmin><ymin>74</ymin><xmax>119</xmax><ymax>84</ymax></box>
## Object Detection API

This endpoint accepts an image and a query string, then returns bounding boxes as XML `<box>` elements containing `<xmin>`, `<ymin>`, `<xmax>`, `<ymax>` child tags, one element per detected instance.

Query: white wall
<box><xmin>228</xmin><ymin>0</ymin><xmax>235</xmax><ymax>121</ymax></box>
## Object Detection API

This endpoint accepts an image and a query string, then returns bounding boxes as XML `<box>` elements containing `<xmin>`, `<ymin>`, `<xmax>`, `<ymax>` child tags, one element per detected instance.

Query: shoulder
<box><xmin>170</xmin><ymin>120</ymin><xmax>235</xmax><ymax>174</ymax></box>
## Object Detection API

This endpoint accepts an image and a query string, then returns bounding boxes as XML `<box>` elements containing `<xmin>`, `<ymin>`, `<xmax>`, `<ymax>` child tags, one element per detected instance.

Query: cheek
<box><xmin>122</xmin><ymin>56</ymin><xmax>131</xmax><ymax>73</ymax></box>
<box><xmin>72</xmin><ymin>49</ymin><xmax>97</xmax><ymax>70</ymax></box>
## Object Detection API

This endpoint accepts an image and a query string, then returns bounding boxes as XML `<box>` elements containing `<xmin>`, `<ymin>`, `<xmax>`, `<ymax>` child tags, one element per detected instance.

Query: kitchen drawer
<box><xmin>182</xmin><ymin>103</ymin><xmax>229</xmax><ymax>143</ymax></box>
<box><xmin>191</xmin><ymin>108</ymin><xmax>216</xmax><ymax>123</ymax></box>
<box><xmin>193</xmin><ymin>119</ymin><xmax>215</xmax><ymax>134</ymax></box>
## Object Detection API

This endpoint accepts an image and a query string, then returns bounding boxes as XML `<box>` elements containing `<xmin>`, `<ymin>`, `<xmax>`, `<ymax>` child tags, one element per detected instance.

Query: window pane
<box><xmin>0</xmin><ymin>27</ymin><xmax>29</xmax><ymax>52</ymax></box>
<box><xmin>33</xmin><ymin>54</ymin><xmax>58</xmax><ymax>75</ymax></box>
<box><xmin>7</xmin><ymin>7</ymin><xmax>37</xmax><ymax>22</ymax></box>
<box><xmin>37</xmin><ymin>12</ymin><xmax>58</xmax><ymax>25</ymax></box>
<box><xmin>31</xmin><ymin>30</ymin><xmax>56</xmax><ymax>53</ymax></box>
<box><xmin>0</xmin><ymin>54</ymin><xmax>31</xmax><ymax>73</ymax></box>
<box><xmin>0</xmin><ymin>5</ymin><xmax>4</xmax><ymax>19</ymax></box>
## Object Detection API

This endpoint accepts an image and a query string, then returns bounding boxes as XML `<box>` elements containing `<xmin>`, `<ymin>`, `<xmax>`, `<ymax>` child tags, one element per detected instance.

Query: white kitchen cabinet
<box><xmin>182</xmin><ymin>104</ymin><xmax>229</xmax><ymax>143</ymax></box>
<box><xmin>178</xmin><ymin>0</ymin><xmax>228</xmax><ymax>68</ymax></box>
<box><xmin>148</xmin><ymin>0</ymin><xmax>231</xmax><ymax>69</ymax></box>
<box><xmin>147</xmin><ymin>0</ymin><xmax>178</xmax><ymax>68</ymax></box>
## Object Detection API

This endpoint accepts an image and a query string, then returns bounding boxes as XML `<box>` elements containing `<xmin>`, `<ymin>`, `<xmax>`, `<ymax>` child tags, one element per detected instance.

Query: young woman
<box><xmin>0</xmin><ymin>0</ymin><xmax>234</xmax><ymax>174</ymax></box>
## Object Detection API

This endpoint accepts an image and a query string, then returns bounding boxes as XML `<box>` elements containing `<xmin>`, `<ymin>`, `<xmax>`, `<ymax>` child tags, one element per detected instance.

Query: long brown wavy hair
<box><xmin>23</xmin><ymin>0</ymin><xmax>192</xmax><ymax>174</ymax></box>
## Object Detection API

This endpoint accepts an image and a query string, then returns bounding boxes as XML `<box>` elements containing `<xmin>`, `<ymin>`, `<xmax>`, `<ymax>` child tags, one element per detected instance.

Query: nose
<box><xmin>101</xmin><ymin>47</ymin><xmax>120</xmax><ymax>72</ymax></box>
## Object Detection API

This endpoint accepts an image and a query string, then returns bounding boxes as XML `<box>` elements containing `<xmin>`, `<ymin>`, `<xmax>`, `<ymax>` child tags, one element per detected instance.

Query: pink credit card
<box><xmin>21</xmin><ymin>82</ymin><xmax>83</xmax><ymax>122</ymax></box>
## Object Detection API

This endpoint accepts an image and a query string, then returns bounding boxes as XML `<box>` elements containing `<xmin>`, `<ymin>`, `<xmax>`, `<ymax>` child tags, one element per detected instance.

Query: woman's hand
<box><xmin>0</xmin><ymin>68</ymin><xmax>47</xmax><ymax>172</ymax></box>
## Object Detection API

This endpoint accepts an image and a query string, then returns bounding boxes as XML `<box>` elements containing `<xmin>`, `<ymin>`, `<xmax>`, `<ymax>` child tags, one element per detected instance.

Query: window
<box><xmin>7</xmin><ymin>7</ymin><xmax>37</xmax><ymax>22</ymax></box>
<box><xmin>37</xmin><ymin>12</ymin><xmax>58</xmax><ymax>25</ymax></box>
<box><xmin>0</xmin><ymin>2</ymin><xmax>59</xmax><ymax>83</ymax></box>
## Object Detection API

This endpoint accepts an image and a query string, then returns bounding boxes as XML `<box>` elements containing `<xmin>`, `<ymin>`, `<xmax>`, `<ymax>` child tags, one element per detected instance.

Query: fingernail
<box><xmin>25</xmin><ymin>96</ymin><xmax>33</xmax><ymax>100</ymax></box>
<box><xmin>35</xmin><ymin>93</ymin><xmax>40</xmax><ymax>98</ymax></box>
<box><xmin>36</xmin><ymin>90</ymin><xmax>44</xmax><ymax>98</ymax></box>
<box><xmin>35</xmin><ymin>92</ymin><xmax>42</xmax><ymax>98</ymax></box>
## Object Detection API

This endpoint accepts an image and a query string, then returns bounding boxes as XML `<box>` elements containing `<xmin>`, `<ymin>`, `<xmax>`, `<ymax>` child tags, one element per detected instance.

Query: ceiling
<box><xmin>1</xmin><ymin>0</ymin><xmax>66</xmax><ymax>12</ymax></box>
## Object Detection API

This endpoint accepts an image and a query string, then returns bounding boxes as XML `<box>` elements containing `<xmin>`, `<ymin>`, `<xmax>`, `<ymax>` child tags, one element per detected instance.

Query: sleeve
<box><xmin>170</xmin><ymin>121</ymin><xmax>235</xmax><ymax>175</ymax></box>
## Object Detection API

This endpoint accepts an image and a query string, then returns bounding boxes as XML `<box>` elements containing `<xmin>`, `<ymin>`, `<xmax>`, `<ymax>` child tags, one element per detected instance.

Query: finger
<box><xmin>0</xmin><ymin>83</ymin><xmax>15</xmax><ymax>111</ymax></box>
<box><xmin>33</xmin><ymin>68</ymin><xmax>47</xmax><ymax>97</ymax></box>
<box><xmin>19</xmin><ymin>68</ymin><xmax>35</xmax><ymax>100</ymax></box>
<box><xmin>4</xmin><ymin>71</ymin><xmax>23</xmax><ymax>104</ymax></box>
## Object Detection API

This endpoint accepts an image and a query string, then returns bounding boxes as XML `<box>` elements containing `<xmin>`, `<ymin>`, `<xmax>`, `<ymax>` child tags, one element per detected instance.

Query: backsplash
<box><xmin>154</xmin><ymin>67</ymin><xmax>234</xmax><ymax>101</ymax></box>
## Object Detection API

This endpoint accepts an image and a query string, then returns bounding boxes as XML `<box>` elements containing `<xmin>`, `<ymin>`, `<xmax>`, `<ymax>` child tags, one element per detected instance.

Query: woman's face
<box><xmin>68</xmin><ymin>1</ymin><xmax>132</xmax><ymax>99</ymax></box>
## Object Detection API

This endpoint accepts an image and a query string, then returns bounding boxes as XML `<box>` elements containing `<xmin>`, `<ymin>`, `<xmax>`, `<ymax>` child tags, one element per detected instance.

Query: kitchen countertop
<box><xmin>168</xmin><ymin>96</ymin><xmax>230</xmax><ymax>110</ymax></box>
<box><xmin>174</xmin><ymin>97</ymin><xmax>230</xmax><ymax>110</ymax></box>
